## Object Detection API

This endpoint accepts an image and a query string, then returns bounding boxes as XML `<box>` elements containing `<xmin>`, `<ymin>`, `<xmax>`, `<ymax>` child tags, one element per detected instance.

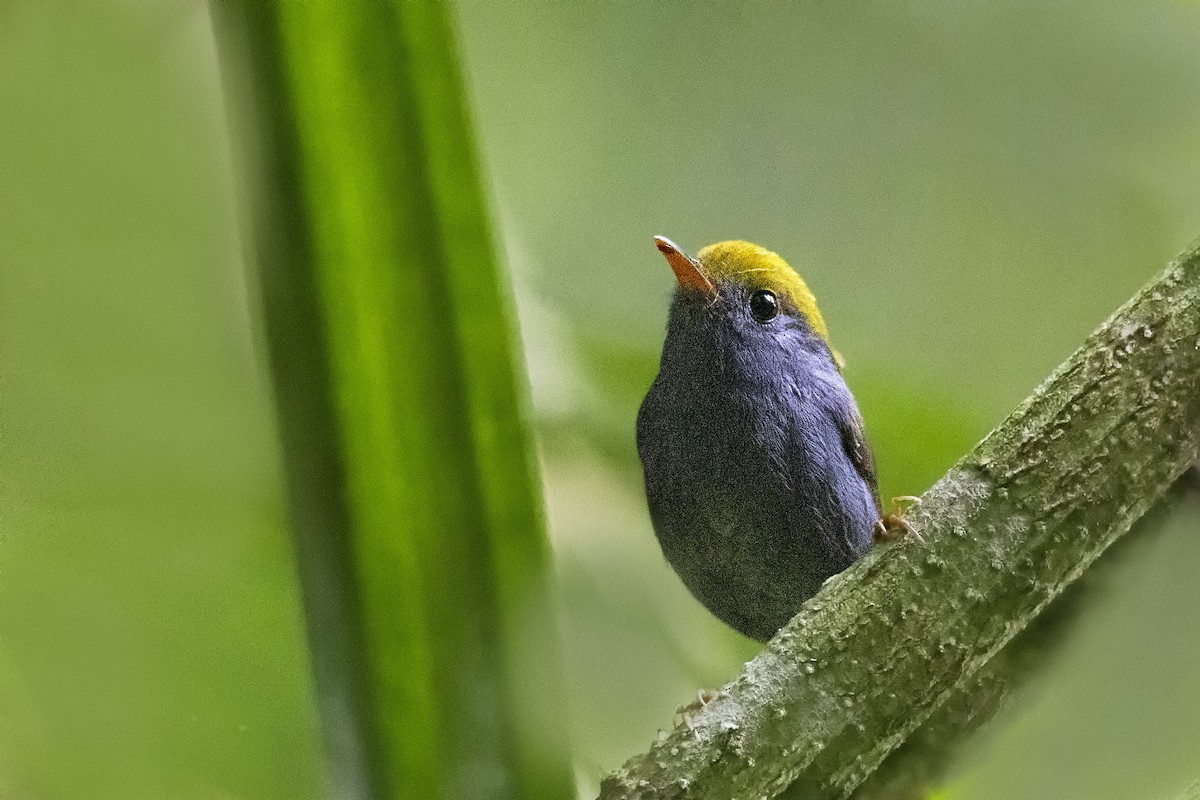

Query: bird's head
<box><xmin>653</xmin><ymin>236</ymin><xmax>843</xmax><ymax>370</ymax></box>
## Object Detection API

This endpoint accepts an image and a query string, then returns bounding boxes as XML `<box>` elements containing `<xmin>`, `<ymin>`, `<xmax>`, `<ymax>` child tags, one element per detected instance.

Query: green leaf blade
<box><xmin>212</xmin><ymin>4</ymin><xmax>571</xmax><ymax>799</ymax></box>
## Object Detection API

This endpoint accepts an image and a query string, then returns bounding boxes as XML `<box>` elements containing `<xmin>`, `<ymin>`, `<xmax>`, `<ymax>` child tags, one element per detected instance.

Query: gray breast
<box><xmin>636</xmin><ymin>315</ymin><xmax>874</xmax><ymax>641</ymax></box>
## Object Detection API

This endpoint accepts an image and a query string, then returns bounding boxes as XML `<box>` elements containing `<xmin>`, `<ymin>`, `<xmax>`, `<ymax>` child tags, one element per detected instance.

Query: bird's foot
<box><xmin>873</xmin><ymin>495</ymin><xmax>924</xmax><ymax>544</ymax></box>
<box><xmin>674</xmin><ymin>688</ymin><xmax>728</xmax><ymax>737</ymax></box>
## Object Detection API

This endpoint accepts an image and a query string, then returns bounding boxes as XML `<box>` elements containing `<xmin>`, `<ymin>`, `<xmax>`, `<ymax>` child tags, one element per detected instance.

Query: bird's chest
<box><xmin>637</xmin><ymin>328</ymin><xmax>870</xmax><ymax>640</ymax></box>
<box><xmin>639</xmin><ymin>372</ymin><xmax>838</xmax><ymax>640</ymax></box>
<box><xmin>675</xmin><ymin>368</ymin><xmax>807</xmax><ymax>496</ymax></box>
<box><xmin>643</xmin><ymin>363</ymin><xmax>820</xmax><ymax>551</ymax></box>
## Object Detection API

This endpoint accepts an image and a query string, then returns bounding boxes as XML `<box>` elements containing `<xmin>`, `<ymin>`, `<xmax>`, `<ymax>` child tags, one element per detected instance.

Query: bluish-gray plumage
<box><xmin>638</xmin><ymin>240</ymin><xmax>880</xmax><ymax>642</ymax></box>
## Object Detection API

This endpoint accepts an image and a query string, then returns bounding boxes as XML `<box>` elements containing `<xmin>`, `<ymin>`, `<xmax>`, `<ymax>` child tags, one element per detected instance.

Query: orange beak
<box><xmin>654</xmin><ymin>236</ymin><xmax>717</xmax><ymax>300</ymax></box>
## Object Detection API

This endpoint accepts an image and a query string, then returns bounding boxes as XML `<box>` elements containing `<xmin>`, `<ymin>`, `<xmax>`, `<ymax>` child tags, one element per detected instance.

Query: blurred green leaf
<box><xmin>212</xmin><ymin>4</ymin><xmax>571</xmax><ymax>800</ymax></box>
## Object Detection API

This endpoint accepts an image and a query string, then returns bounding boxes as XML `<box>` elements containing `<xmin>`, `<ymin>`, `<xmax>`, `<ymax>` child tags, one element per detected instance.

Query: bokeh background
<box><xmin>2</xmin><ymin>2</ymin><xmax>1200</xmax><ymax>799</ymax></box>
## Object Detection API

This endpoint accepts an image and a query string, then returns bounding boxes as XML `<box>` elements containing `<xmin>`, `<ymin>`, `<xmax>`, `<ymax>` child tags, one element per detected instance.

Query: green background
<box><xmin>1</xmin><ymin>2</ymin><xmax>1199</xmax><ymax>798</ymax></box>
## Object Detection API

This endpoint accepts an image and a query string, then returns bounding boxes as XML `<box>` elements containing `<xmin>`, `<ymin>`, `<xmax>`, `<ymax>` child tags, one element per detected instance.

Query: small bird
<box><xmin>637</xmin><ymin>237</ymin><xmax>903</xmax><ymax>642</ymax></box>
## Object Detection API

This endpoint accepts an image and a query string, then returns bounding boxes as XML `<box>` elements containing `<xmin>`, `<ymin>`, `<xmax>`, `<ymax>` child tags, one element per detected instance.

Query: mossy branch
<box><xmin>599</xmin><ymin>242</ymin><xmax>1200</xmax><ymax>800</ymax></box>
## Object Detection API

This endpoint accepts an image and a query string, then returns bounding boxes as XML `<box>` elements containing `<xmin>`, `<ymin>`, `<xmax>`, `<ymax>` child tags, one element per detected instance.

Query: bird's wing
<box><xmin>835</xmin><ymin>405</ymin><xmax>883</xmax><ymax>515</ymax></box>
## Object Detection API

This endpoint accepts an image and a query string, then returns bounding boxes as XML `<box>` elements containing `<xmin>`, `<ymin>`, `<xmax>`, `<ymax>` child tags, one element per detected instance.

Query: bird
<box><xmin>636</xmin><ymin>236</ymin><xmax>908</xmax><ymax>642</ymax></box>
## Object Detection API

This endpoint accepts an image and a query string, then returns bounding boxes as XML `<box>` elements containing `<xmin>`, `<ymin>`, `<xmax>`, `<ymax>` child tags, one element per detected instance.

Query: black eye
<box><xmin>749</xmin><ymin>290</ymin><xmax>779</xmax><ymax>323</ymax></box>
